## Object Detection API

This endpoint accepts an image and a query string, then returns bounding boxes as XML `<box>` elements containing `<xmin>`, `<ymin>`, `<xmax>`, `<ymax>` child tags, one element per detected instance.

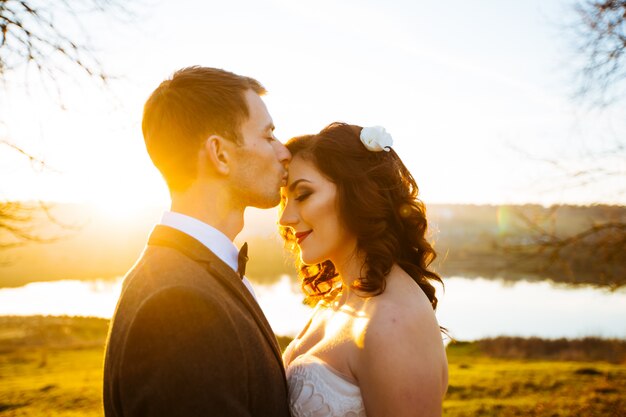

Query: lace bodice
<box><xmin>285</xmin><ymin>354</ymin><xmax>366</xmax><ymax>417</ymax></box>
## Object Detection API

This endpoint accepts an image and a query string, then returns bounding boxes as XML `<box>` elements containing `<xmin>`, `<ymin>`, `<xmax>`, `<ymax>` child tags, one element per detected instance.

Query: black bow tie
<box><xmin>237</xmin><ymin>242</ymin><xmax>248</xmax><ymax>279</ymax></box>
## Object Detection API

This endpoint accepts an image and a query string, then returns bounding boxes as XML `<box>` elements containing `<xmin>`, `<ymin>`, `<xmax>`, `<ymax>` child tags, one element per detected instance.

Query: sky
<box><xmin>1</xmin><ymin>0</ymin><xmax>625</xmax><ymax>218</ymax></box>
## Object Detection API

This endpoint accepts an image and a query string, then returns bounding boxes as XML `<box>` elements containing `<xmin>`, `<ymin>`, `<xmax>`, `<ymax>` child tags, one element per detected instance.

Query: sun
<box><xmin>89</xmin><ymin>187</ymin><xmax>168</xmax><ymax>223</ymax></box>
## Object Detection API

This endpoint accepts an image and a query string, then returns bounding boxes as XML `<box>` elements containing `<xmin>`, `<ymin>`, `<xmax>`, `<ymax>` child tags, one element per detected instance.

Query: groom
<box><xmin>103</xmin><ymin>67</ymin><xmax>292</xmax><ymax>416</ymax></box>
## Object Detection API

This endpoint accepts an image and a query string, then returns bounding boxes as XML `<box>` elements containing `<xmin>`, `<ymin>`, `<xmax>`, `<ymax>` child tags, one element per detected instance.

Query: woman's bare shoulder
<box><xmin>352</xmin><ymin>267</ymin><xmax>448</xmax><ymax>415</ymax></box>
<box><xmin>367</xmin><ymin>266</ymin><xmax>438</xmax><ymax>322</ymax></box>
<box><xmin>354</xmin><ymin>269</ymin><xmax>441</xmax><ymax>356</ymax></box>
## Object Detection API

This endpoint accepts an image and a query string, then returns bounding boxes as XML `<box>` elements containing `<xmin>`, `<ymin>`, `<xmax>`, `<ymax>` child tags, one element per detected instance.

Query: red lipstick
<box><xmin>295</xmin><ymin>230</ymin><xmax>312</xmax><ymax>244</ymax></box>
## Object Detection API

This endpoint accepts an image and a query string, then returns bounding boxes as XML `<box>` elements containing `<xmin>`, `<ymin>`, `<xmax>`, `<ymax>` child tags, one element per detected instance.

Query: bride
<box><xmin>279</xmin><ymin>122</ymin><xmax>448</xmax><ymax>417</ymax></box>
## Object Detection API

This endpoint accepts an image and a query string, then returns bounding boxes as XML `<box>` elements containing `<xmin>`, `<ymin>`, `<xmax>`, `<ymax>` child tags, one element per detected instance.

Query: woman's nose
<box><xmin>279</xmin><ymin>202</ymin><xmax>297</xmax><ymax>227</ymax></box>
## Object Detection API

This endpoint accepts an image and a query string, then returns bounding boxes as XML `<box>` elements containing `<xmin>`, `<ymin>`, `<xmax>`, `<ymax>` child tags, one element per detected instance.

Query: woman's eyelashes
<box><xmin>295</xmin><ymin>191</ymin><xmax>312</xmax><ymax>202</ymax></box>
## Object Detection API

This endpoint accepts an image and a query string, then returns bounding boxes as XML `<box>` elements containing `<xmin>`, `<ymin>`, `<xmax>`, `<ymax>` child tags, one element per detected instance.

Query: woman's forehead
<box><xmin>286</xmin><ymin>157</ymin><xmax>319</xmax><ymax>184</ymax></box>
<box><xmin>283</xmin><ymin>157</ymin><xmax>335</xmax><ymax>194</ymax></box>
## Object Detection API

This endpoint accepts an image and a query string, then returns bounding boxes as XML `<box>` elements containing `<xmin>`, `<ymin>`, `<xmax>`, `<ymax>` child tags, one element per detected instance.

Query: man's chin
<box><xmin>247</xmin><ymin>193</ymin><xmax>281</xmax><ymax>209</ymax></box>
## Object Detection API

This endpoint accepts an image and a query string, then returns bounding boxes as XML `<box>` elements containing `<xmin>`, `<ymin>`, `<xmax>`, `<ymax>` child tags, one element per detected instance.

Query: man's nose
<box><xmin>275</xmin><ymin>141</ymin><xmax>291</xmax><ymax>164</ymax></box>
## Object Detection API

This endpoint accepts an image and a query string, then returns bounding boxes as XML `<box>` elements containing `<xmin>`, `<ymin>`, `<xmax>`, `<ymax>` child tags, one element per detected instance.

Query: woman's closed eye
<box><xmin>295</xmin><ymin>192</ymin><xmax>311</xmax><ymax>202</ymax></box>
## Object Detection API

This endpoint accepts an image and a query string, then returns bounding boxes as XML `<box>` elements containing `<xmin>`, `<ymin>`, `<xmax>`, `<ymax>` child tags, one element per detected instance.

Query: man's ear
<box><xmin>202</xmin><ymin>135</ymin><xmax>232</xmax><ymax>175</ymax></box>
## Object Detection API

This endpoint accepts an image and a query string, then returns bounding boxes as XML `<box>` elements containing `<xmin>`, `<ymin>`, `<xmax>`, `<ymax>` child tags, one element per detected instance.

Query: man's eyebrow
<box><xmin>288</xmin><ymin>179</ymin><xmax>311</xmax><ymax>192</ymax></box>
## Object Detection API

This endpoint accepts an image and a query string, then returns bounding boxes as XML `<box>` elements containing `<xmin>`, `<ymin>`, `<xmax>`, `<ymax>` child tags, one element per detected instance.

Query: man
<box><xmin>103</xmin><ymin>67</ymin><xmax>292</xmax><ymax>416</ymax></box>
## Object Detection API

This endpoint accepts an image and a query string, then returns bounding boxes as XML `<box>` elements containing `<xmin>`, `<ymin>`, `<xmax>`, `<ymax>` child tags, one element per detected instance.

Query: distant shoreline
<box><xmin>1</xmin><ymin>203</ymin><xmax>624</xmax><ymax>289</ymax></box>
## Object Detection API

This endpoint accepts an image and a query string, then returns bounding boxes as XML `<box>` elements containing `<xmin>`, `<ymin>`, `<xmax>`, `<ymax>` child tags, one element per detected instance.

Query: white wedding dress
<box><xmin>284</xmin><ymin>343</ymin><xmax>367</xmax><ymax>417</ymax></box>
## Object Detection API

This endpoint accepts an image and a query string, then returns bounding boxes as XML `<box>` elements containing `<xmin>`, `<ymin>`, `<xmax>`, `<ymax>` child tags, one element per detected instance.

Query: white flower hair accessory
<box><xmin>359</xmin><ymin>126</ymin><xmax>393</xmax><ymax>152</ymax></box>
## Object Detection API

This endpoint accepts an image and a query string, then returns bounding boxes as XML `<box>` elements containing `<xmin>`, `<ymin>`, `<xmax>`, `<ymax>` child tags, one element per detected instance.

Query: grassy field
<box><xmin>1</xmin><ymin>316</ymin><xmax>625</xmax><ymax>416</ymax></box>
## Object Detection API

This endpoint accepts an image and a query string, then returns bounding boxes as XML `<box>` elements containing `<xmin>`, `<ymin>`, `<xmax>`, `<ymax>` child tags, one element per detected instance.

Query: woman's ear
<box><xmin>202</xmin><ymin>135</ymin><xmax>231</xmax><ymax>175</ymax></box>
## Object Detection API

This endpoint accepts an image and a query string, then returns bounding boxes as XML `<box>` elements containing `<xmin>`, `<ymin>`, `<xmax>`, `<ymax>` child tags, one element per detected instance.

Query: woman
<box><xmin>279</xmin><ymin>122</ymin><xmax>448</xmax><ymax>417</ymax></box>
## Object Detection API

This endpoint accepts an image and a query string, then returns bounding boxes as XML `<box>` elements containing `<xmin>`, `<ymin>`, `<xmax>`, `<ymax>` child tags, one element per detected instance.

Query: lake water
<box><xmin>1</xmin><ymin>275</ymin><xmax>625</xmax><ymax>341</ymax></box>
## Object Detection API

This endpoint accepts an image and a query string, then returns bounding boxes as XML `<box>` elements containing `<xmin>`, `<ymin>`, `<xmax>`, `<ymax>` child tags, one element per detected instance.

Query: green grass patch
<box><xmin>445</xmin><ymin>339</ymin><xmax>626</xmax><ymax>416</ymax></box>
<box><xmin>1</xmin><ymin>316</ymin><xmax>625</xmax><ymax>416</ymax></box>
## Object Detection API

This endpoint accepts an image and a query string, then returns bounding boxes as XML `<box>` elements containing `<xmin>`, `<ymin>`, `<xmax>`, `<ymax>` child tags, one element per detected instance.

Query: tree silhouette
<box><xmin>0</xmin><ymin>0</ymin><xmax>126</xmax><ymax>247</ymax></box>
<box><xmin>574</xmin><ymin>0</ymin><xmax>626</xmax><ymax>105</ymax></box>
<box><xmin>511</xmin><ymin>0</ymin><xmax>626</xmax><ymax>289</ymax></box>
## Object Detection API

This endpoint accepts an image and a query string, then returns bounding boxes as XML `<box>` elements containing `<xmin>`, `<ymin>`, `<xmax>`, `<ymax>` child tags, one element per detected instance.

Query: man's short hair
<box><xmin>142</xmin><ymin>66</ymin><xmax>266</xmax><ymax>191</ymax></box>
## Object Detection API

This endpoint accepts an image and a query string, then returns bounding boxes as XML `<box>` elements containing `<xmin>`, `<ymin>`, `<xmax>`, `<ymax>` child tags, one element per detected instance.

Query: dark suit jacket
<box><xmin>103</xmin><ymin>225</ymin><xmax>291</xmax><ymax>417</ymax></box>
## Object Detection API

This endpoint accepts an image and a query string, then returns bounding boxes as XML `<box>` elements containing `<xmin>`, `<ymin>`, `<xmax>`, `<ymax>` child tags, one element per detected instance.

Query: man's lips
<box><xmin>295</xmin><ymin>230</ymin><xmax>312</xmax><ymax>244</ymax></box>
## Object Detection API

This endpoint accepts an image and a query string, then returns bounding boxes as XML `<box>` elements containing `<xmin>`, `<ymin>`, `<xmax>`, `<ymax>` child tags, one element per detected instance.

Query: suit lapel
<box><xmin>148</xmin><ymin>225</ymin><xmax>285</xmax><ymax>373</ymax></box>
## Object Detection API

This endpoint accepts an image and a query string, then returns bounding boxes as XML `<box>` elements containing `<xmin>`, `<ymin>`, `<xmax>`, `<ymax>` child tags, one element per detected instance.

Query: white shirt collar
<box><xmin>159</xmin><ymin>211</ymin><xmax>239</xmax><ymax>272</ymax></box>
<box><xmin>158</xmin><ymin>211</ymin><xmax>257</xmax><ymax>299</ymax></box>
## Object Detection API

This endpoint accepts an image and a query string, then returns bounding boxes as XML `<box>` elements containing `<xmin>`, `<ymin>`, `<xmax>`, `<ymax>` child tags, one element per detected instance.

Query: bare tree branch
<box><xmin>0</xmin><ymin>1</ymin><xmax>130</xmax><ymax>249</ymax></box>
<box><xmin>573</xmin><ymin>0</ymin><xmax>626</xmax><ymax>105</ymax></box>
<box><xmin>0</xmin><ymin>138</ymin><xmax>60</xmax><ymax>172</ymax></box>
<box><xmin>503</xmin><ymin>206</ymin><xmax>626</xmax><ymax>290</ymax></box>
<box><xmin>0</xmin><ymin>0</ymin><xmax>128</xmax><ymax>85</ymax></box>
<box><xmin>509</xmin><ymin>2</ymin><xmax>626</xmax><ymax>289</ymax></box>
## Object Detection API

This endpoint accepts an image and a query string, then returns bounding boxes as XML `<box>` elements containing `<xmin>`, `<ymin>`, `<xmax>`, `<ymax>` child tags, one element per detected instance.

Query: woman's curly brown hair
<box><xmin>280</xmin><ymin>122</ymin><xmax>443</xmax><ymax>309</ymax></box>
